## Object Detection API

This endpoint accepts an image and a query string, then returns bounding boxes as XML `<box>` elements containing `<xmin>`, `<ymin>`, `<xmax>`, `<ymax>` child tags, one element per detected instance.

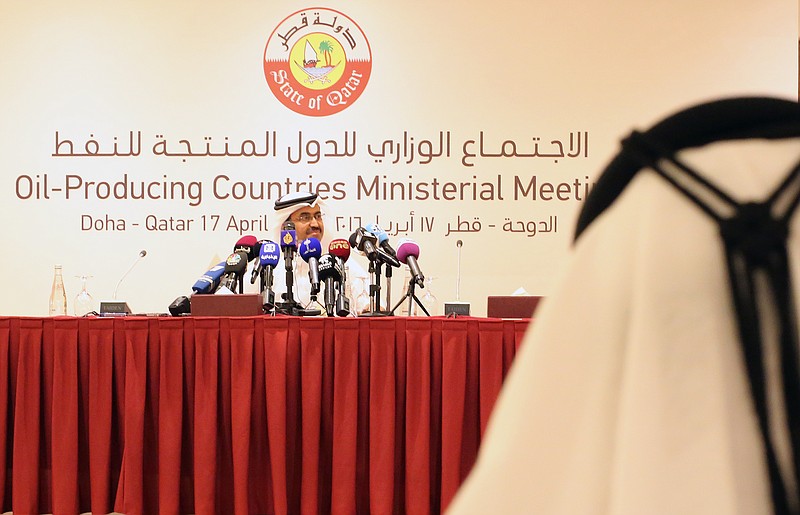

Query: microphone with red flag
<box><xmin>328</xmin><ymin>239</ymin><xmax>352</xmax><ymax>316</ymax></box>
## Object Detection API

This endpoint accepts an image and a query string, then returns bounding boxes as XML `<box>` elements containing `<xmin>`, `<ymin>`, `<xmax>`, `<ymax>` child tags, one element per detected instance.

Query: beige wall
<box><xmin>0</xmin><ymin>0</ymin><xmax>797</xmax><ymax>316</ymax></box>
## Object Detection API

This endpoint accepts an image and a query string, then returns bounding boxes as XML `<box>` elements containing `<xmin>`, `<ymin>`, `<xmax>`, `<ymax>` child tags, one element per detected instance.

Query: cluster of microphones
<box><xmin>178</xmin><ymin>222</ymin><xmax>428</xmax><ymax>317</ymax></box>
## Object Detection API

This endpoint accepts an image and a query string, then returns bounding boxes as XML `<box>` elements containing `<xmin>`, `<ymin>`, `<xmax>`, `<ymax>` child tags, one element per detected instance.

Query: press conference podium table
<box><xmin>0</xmin><ymin>315</ymin><xmax>529</xmax><ymax>515</ymax></box>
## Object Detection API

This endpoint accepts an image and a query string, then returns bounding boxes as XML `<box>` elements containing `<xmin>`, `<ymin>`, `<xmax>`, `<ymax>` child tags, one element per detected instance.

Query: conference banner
<box><xmin>0</xmin><ymin>0</ymin><xmax>796</xmax><ymax>316</ymax></box>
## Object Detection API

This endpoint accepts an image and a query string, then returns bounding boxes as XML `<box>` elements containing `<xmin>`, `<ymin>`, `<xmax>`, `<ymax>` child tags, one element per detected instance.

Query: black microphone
<box><xmin>250</xmin><ymin>239</ymin><xmax>269</xmax><ymax>284</ymax></box>
<box><xmin>336</xmin><ymin>282</ymin><xmax>351</xmax><ymax>317</ymax></box>
<box><xmin>375</xmin><ymin>247</ymin><xmax>401</xmax><ymax>268</ymax></box>
<box><xmin>365</xmin><ymin>223</ymin><xmax>397</xmax><ymax>258</ymax></box>
<box><xmin>277</xmin><ymin>220</ymin><xmax>300</xmax><ymax>308</ymax></box>
<box><xmin>318</xmin><ymin>254</ymin><xmax>341</xmax><ymax>315</ymax></box>
<box><xmin>348</xmin><ymin>227</ymin><xmax>379</xmax><ymax>261</ymax></box>
<box><xmin>280</xmin><ymin>220</ymin><xmax>297</xmax><ymax>275</ymax></box>
<box><xmin>221</xmin><ymin>251</ymin><xmax>249</xmax><ymax>293</ymax></box>
<box><xmin>329</xmin><ymin>239</ymin><xmax>352</xmax><ymax>316</ymax></box>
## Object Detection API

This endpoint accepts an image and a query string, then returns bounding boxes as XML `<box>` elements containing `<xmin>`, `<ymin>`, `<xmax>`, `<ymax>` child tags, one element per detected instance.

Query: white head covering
<box><xmin>447</xmin><ymin>97</ymin><xmax>800</xmax><ymax>515</ymax></box>
<box><xmin>269</xmin><ymin>191</ymin><xmax>321</xmax><ymax>233</ymax></box>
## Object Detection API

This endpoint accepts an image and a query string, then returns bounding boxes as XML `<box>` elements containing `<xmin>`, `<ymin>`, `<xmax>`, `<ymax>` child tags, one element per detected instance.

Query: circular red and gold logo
<box><xmin>263</xmin><ymin>8</ymin><xmax>372</xmax><ymax>116</ymax></box>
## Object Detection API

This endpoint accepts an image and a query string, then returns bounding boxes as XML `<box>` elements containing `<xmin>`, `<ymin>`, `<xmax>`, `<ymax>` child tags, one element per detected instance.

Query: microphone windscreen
<box><xmin>234</xmin><ymin>234</ymin><xmax>259</xmax><ymax>261</ymax></box>
<box><xmin>259</xmin><ymin>240</ymin><xmax>280</xmax><ymax>267</ymax></box>
<box><xmin>224</xmin><ymin>251</ymin><xmax>249</xmax><ymax>274</ymax></box>
<box><xmin>318</xmin><ymin>254</ymin><xmax>342</xmax><ymax>281</ymax></box>
<box><xmin>349</xmin><ymin>227</ymin><xmax>377</xmax><ymax>254</ymax></box>
<box><xmin>251</xmin><ymin>240</ymin><xmax>263</xmax><ymax>261</ymax></box>
<box><xmin>365</xmin><ymin>223</ymin><xmax>389</xmax><ymax>244</ymax></box>
<box><xmin>281</xmin><ymin>230</ymin><xmax>297</xmax><ymax>248</ymax></box>
<box><xmin>235</xmin><ymin>234</ymin><xmax>258</xmax><ymax>246</ymax></box>
<box><xmin>191</xmin><ymin>262</ymin><xmax>226</xmax><ymax>293</ymax></box>
<box><xmin>396</xmin><ymin>239</ymin><xmax>420</xmax><ymax>264</ymax></box>
<box><xmin>299</xmin><ymin>237</ymin><xmax>323</xmax><ymax>262</ymax></box>
<box><xmin>329</xmin><ymin>239</ymin><xmax>351</xmax><ymax>262</ymax></box>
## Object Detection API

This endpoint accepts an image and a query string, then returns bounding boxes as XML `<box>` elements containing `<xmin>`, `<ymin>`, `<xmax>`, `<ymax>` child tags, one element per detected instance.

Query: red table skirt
<box><xmin>0</xmin><ymin>316</ymin><xmax>528</xmax><ymax>515</ymax></box>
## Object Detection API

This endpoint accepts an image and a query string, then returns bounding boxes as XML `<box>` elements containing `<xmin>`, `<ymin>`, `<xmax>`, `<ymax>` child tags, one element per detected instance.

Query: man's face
<box><xmin>290</xmin><ymin>206</ymin><xmax>324</xmax><ymax>243</ymax></box>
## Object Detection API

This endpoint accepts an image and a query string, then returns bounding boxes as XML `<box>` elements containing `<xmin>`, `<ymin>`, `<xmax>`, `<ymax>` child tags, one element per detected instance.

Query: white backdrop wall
<box><xmin>0</xmin><ymin>0</ymin><xmax>796</xmax><ymax>316</ymax></box>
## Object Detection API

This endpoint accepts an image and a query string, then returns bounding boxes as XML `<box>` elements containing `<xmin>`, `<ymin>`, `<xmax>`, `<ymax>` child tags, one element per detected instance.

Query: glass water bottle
<box><xmin>49</xmin><ymin>264</ymin><xmax>67</xmax><ymax>316</ymax></box>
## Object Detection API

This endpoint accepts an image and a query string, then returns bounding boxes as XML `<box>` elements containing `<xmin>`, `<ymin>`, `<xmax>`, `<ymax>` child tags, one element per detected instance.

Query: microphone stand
<box><xmin>361</xmin><ymin>259</ymin><xmax>389</xmax><ymax>317</ymax></box>
<box><xmin>276</xmin><ymin>251</ymin><xmax>303</xmax><ymax>315</ymax></box>
<box><xmin>260</xmin><ymin>268</ymin><xmax>276</xmax><ymax>315</ymax></box>
<box><xmin>303</xmin><ymin>261</ymin><xmax>324</xmax><ymax>316</ymax></box>
<box><xmin>275</xmin><ymin>260</ymin><xmax>321</xmax><ymax>317</ymax></box>
<box><xmin>336</xmin><ymin>260</ymin><xmax>351</xmax><ymax>317</ymax></box>
<box><xmin>306</xmin><ymin>292</ymin><xmax>326</xmax><ymax>315</ymax></box>
<box><xmin>373</xmin><ymin>261</ymin><xmax>382</xmax><ymax>310</ymax></box>
<box><xmin>384</xmin><ymin>265</ymin><xmax>393</xmax><ymax>315</ymax></box>
<box><xmin>389</xmin><ymin>276</ymin><xmax>430</xmax><ymax>316</ymax></box>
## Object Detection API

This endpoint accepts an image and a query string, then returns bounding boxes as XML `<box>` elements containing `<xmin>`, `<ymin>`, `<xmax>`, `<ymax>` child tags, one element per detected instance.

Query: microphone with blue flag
<box><xmin>253</xmin><ymin>240</ymin><xmax>280</xmax><ymax>309</ymax></box>
<box><xmin>298</xmin><ymin>237</ymin><xmax>323</xmax><ymax>296</ymax></box>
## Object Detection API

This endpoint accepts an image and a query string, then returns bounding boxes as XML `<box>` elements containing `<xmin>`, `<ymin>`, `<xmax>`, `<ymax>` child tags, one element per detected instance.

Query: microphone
<box><xmin>396</xmin><ymin>239</ymin><xmax>425</xmax><ymax>287</ymax></box>
<box><xmin>250</xmin><ymin>239</ymin><xmax>274</xmax><ymax>283</ymax></box>
<box><xmin>221</xmin><ymin>251</ymin><xmax>249</xmax><ymax>293</ymax></box>
<box><xmin>191</xmin><ymin>262</ymin><xmax>226</xmax><ymax>294</ymax></box>
<box><xmin>365</xmin><ymin>223</ymin><xmax>397</xmax><ymax>258</ymax></box>
<box><xmin>258</xmin><ymin>240</ymin><xmax>281</xmax><ymax>271</ymax></box>
<box><xmin>360</xmin><ymin>226</ymin><xmax>399</xmax><ymax>267</ymax></box>
<box><xmin>233</xmin><ymin>235</ymin><xmax>260</xmax><ymax>262</ymax></box>
<box><xmin>456</xmin><ymin>240</ymin><xmax>463</xmax><ymax>301</ymax></box>
<box><xmin>251</xmin><ymin>239</ymin><xmax>280</xmax><ymax>283</ymax></box>
<box><xmin>443</xmin><ymin>240</ymin><xmax>471</xmax><ymax>317</ymax></box>
<box><xmin>329</xmin><ymin>239</ymin><xmax>352</xmax><ymax>315</ymax></box>
<box><xmin>100</xmin><ymin>249</ymin><xmax>147</xmax><ymax>316</ymax></box>
<box><xmin>364</xmin><ymin>224</ymin><xmax>399</xmax><ymax>312</ymax></box>
<box><xmin>113</xmin><ymin>249</ymin><xmax>147</xmax><ymax>300</ymax></box>
<box><xmin>251</xmin><ymin>240</ymin><xmax>266</xmax><ymax>284</ymax></box>
<box><xmin>375</xmin><ymin>247</ymin><xmax>401</xmax><ymax>268</ymax></box>
<box><xmin>298</xmin><ymin>237</ymin><xmax>323</xmax><ymax>295</ymax></box>
<box><xmin>280</xmin><ymin>220</ymin><xmax>297</xmax><ymax>264</ymax></box>
<box><xmin>276</xmin><ymin>219</ymin><xmax>301</xmax><ymax>310</ymax></box>
<box><xmin>254</xmin><ymin>240</ymin><xmax>280</xmax><ymax>309</ymax></box>
<box><xmin>329</xmin><ymin>238</ymin><xmax>352</xmax><ymax>263</ymax></box>
<box><xmin>318</xmin><ymin>254</ymin><xmax>342</xmax><ymax>315</ymax></box>
<box><xmin>348</xmin><ymin>228</ymin><xmax>378</xmax><ymax>260</ymax></box>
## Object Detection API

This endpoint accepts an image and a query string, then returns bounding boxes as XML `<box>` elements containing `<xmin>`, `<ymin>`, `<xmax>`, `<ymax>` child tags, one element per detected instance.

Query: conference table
<box><xmin>0</xmin><ymin>315</ymin><xmax>529</xmax><ymax>515</ymax></box>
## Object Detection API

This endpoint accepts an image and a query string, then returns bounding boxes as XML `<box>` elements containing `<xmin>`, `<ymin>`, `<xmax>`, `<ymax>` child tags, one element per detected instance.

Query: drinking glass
<box><xmin>74</xmin><ymin>275</ymin><xmax>95</xmax><ymax>316</ymax></box>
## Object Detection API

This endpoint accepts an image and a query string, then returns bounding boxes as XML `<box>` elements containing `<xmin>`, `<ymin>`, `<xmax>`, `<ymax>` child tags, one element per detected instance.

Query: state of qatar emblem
<box><xmin>263</xmin><ymin>8</ymin><xmax>372</xmax><ymax>116</ymax></box>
